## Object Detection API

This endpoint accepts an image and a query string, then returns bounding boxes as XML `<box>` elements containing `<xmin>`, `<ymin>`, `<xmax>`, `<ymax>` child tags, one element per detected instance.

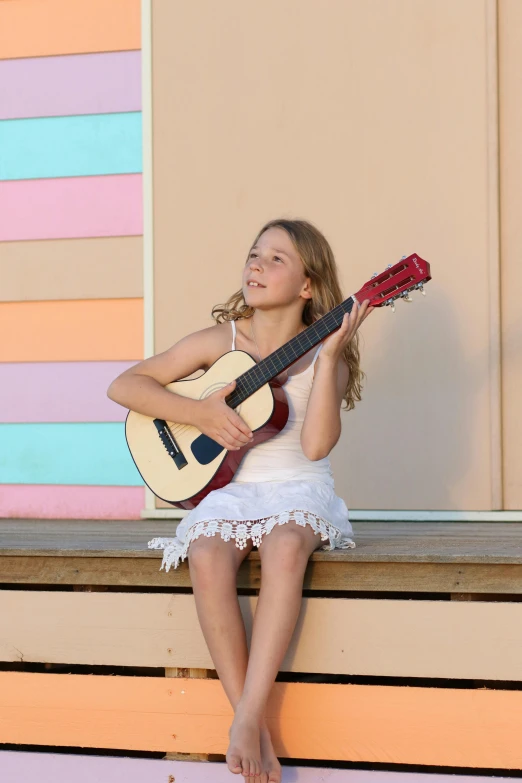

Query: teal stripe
<box><xmin>0</xmin><ymin>112</ymin><xmax>142</xmax><ymax>181</ymax></box>
<box><xmin>0</xmin><ymin>423</ymin><xmax>142</xmax><ymax>486</ymax></box>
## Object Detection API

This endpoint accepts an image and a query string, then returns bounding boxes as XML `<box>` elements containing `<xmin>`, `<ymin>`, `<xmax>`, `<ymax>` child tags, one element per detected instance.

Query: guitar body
<box><xmin>125</xmin><ymin>350</ymin><xmax>289</xmax><ymax>509</ymax></box>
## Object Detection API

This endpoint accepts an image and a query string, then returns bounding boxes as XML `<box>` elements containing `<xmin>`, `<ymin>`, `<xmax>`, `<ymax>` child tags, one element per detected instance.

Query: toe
<box><xmin>227</xmin><ymin>754</ymin><xmax>242</xmax><ymax>774</ymax></box>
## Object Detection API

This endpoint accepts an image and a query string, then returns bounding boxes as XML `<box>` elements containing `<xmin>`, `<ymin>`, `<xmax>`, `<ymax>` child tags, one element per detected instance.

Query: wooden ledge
<box><xmin>0</xmin><ymin>520</ymin><xmax>521</xmax><ymax>592</ymax></box>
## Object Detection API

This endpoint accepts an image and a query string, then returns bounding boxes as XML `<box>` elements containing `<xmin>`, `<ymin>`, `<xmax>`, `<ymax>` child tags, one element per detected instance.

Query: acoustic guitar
<box><xmin>125</xmin><ymin>253</ymin><xmax>431</xmax><ymax>508</ymax></box>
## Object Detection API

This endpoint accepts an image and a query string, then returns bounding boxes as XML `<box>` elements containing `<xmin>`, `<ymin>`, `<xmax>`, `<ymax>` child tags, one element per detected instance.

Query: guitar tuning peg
<box><xmin>403</xmin><ymin>294</ymin><xmax>413</xmax><ymax>303</ymax></box>
<box><xmin>390</xmin><ymin>301</ymin><xmax>396</xmax><ymax>313</ymax></box>
<box><xmin>371</xmin><ymin>272</ymin><xmax>379</xmax><ymax>279</ymax></box>
<box><xmin>418</xmin><ymin>283</ymin><xmax>426</xmax><ymax>296</ymax></box>
<box><xmin>386</xmin><ymin>264</ymin><xmax>392</xmax><ymax>270</ymax></box>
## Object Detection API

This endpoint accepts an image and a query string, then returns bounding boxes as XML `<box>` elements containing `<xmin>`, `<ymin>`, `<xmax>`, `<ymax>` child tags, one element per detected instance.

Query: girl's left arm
<box><xmin>301</xmin><ymin>300</ymin><xmax>372</xmax><ymax>461</ymax></box>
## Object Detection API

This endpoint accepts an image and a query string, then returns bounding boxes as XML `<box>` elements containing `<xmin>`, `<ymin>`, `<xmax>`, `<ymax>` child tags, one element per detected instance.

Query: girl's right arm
<box><xmin>107</xmin><ymin>325</ymin><xmax>253</xmax><ymax>451</ymax></box>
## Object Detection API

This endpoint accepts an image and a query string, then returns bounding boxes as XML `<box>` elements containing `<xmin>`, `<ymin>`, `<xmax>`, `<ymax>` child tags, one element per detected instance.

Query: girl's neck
<box><xmin>249</xmin><ymin>307</ymin><xmax>306</xmax><ymax>356</ymax></box>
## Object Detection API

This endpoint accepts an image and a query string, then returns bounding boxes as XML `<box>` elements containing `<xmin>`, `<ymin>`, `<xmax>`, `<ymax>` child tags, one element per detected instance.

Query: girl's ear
<box><xmin>300</xmin><ymin>277</ymin><xmax>313</xmax><ymax>300</ymax></box>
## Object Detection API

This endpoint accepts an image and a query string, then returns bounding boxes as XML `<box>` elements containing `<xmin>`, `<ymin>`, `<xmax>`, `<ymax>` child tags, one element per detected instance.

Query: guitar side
<box><xmin>125</xmin><ymin>350</ymin><xmax>289</xmax><ymax>507</ymax></box>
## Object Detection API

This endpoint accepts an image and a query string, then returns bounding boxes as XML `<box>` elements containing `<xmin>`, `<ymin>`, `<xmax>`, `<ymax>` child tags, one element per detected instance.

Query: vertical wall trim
<box><xmin>142</xmin><ymin>0</ymin><xmax>156</xmax><ymax>512</ymax></box>
<box><xmin>486</xmin><ymin>0</ymin><xmax>503</xmax><ymax>509</ymax></box>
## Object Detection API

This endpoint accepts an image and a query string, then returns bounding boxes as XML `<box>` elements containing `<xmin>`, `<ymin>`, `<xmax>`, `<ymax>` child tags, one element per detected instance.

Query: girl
<box><xmin>107</xmin><ymin>218</ymin><xmax>372</xmax><ymax>782</ymax></box>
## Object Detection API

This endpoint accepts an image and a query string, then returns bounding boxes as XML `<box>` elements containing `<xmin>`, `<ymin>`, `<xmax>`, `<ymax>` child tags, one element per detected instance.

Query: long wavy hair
<box><xmin>212</xmin><ymin>218</ymin><xmax>365</xmax><ymax>410</ymax></box>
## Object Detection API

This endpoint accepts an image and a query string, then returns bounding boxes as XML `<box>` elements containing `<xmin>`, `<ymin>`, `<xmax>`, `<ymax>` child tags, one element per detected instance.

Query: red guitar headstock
<box><xmin>354</xmin><ymin>253</ymin><xmax>432</xmax><ymax>312</ymax></box>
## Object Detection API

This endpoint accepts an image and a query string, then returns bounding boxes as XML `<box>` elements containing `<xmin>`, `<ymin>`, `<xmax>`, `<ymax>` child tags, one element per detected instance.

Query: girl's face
<box><xmin>242</xmin><ymin>227</ymin><xmax>312</xmax><ymax>310</ymax></box>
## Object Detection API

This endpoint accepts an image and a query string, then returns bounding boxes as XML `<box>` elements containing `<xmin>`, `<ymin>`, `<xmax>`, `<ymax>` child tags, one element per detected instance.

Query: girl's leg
<box><xmin>228</xmin><ymin>521</ymin><xmax>322</xmax><ymax>782</ymax></box>
<box><xmin>187</xmin><ymin>534</ymin><xmax>258</xmax><ymax>777</ymax></box>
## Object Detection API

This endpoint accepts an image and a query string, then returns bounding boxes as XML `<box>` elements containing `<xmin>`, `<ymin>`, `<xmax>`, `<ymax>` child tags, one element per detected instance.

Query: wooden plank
<box><xmin>0</xmin><ymin>672</ymin><xmax>521</xmax><ymax>767</ymax></box>
<box><xmin>2</xmin><ymin>591</ymin><xmax>521</xmax><ymax>680</ymax></box>
<box><xmin>2</xmin><ymin>362</ymin><xmax>137</xmax><ymax>422</ymax></box>
<box><xmin>0</xmin><ymin>113</ymin><xmax>142</xmax><ymax>181</ymax></box>
<box><xmin>0</xmin><ymin>175</ymin><xmax>142</xmax><ymax>242</ymax></box>
<box><xmin>1</xmin><ymin>750</ymin><xmax>515</xmax><ymax>783</ymax></box>
<box><xmin>1</xmin><ymin>520</ymin><xmax>520</xmax><ymax>562</ymax></box>
<box><xmin>1</xmin><ymin>553</ymin><xmax>521</xmax><ymax>594</ymax></box>
<box><xmin>0</xmin><ymin>299</ymin><xmax>143</xmax><ymax>362</ymax></box>
<box><xmin>0</xmin><ymin>237</ymin><xmax>143</xmax><ymax>302</ymax></box>
<box><xmin>0</xmin><ymin>487</ymin><xmax>144</xmax><ymax>521</ymax></box>
<box><xmin>0</xmin><ymin>521</ymin><xmax>521</xmax><ymax>593</ymax></box>
<box><xmin>0</xmin><ymin>0</ymin><xmax>141</xmax><ymax>59</ymax></box>
<box><xmin>0</xmin><ymin>52</ymin><xmax>141</xmax><ymax>121</ymax></box>
<box><xmin>0</xmin><ymin>423</ymin><xmax>141</xmax><ymax>486</ymax></box>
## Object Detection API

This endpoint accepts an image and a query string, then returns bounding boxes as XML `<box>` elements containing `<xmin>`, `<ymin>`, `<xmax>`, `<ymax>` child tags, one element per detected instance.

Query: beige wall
<box><xmin>151</xmin><ymin>0</ymin><xmax>513</xmax><ymax>512</ymax></box>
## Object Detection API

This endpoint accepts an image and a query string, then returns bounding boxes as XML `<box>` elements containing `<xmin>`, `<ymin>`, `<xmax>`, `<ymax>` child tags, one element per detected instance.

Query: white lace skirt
<box><xmin>147</xmin><ymin>478</ymin><xmax>356</xmax><ymax>572</ymax></box>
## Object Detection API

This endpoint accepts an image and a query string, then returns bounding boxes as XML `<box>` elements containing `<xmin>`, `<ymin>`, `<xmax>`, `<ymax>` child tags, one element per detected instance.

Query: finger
<box><xmin>228</xmin><ymin>411</ymin><xmax>253</xmax><ymax>439</ymax></box>
<box><xmin>224</xmin><ymin>423</ymin><xmax>250</xmax><ymax>447</ymax></box>
<box><xmin>214</xmin><ymin>436</ymin><xmax>233</xmax><ymax>451</ymax></box>
<box><xmin>217</xmin><ymin>434</ymin><xmax>238</xmax><ymax>451</ymax></box>
<box><xmin>216</xmin><ymin>379</ymin><xmax>236</xmax><ymax>398</ymax></box>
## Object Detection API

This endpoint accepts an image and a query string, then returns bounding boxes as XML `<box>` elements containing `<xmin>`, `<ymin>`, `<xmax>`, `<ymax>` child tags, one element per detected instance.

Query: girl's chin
<box><xmin>243</xmin><ymin>288</ymin><xmax>268</xmax><ymax>303</ymax></box>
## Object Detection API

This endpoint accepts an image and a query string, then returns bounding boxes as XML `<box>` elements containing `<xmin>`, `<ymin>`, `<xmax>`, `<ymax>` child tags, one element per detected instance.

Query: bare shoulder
<box><xmin>115</xmin><ymin>321</ymin><xmax>234</xmax><ymax>386</ymax></box>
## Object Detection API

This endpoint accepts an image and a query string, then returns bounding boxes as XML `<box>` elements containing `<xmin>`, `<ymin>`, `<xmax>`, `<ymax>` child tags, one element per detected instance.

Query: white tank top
<box><xmin>229</xmin><ymin>319</ymin><xmax>334</xmax><ymax>484</ymax></box>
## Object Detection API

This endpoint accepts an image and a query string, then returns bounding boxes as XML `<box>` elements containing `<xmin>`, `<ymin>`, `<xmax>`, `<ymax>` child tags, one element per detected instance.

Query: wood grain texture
<box><xmin>0</xmin><ymin>299</ymin><xmax>143</xmax><ymax>362</ymax></box>
<box><xmin>1</xmin><ymin>521</ymin><xmax>521</xmax><ymax>592</ymax></box>
<box><xmin>2</xmin><ymin>362</ymin><xmax>137</xmax><ymax>422</ymax></box>
<box><xmin>1</xmin><ymin>591</ymin><xmax>521</xmax><ymax>680</ymax></box>
<box><xmin>1</xmin><ymin>750</ymin><xmax>515</xmax><ymax>783</ymax></box>
<box><xmin>0</xmin><ymin>486</ymin><xmax>144</xmax><ymax>520</ymax></box>
<box><xmin>0</xmin><ymin>423</ymin><xmax>141</xmax><ymax>486</ymax></box>
<box><xmin>0</xmin><ymin>672</ymin><xmax>521</xmax><ymax>767</ymax></box>
<box><xmin>0</xmin><ymin>0</ymin><xmax>140</xmax><ymax>59</ymax></box>
<box><xmin>0</xmin><ymin>52</ymin><xmax>141</xmax><ymax>121</ymax></box>
<box><xmin>0</xmin><ymin>237</ymin><xmax>143</xmax><ymax>302</ymax></box>
<box><xmin>0</xmin><ymin>113</ymin><xmax>142</xmax><ymax>181</ymax></box>
<box><xmin>0</xmin><ymin>175</ymin><xmax>142</xmax><ymax>241</ymax></box>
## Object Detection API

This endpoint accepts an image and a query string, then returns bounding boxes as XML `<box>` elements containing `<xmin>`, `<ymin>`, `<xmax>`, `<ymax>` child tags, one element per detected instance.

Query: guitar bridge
<box><xmin>153</xmin><ymin>419</ymin><xmax>188</xmax><ymax>469</ymax></box>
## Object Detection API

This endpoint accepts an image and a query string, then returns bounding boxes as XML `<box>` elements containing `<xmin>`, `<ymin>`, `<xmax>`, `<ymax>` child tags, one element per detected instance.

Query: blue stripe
<box><xmin>0</xmin><ymin>112</ymin><xmax>142</xmax><ymax>181</ymax></box>
<box><xmin>0</xmin><ymin>423</ymin><xmax>142</xmax><ymax>486</ymax></box>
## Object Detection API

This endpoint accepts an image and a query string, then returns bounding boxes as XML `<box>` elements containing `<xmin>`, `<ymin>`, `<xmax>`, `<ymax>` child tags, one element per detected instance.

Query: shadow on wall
<box><xmin>331</xmin><ymin>285</ymin><xmax>486</xmax><ymax>511</ymax></box>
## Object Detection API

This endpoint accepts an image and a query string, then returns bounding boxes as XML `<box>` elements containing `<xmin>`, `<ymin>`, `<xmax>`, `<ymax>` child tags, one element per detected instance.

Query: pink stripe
<box><xmin>0</xmin><ymin>175</ymin><xmax>142</xmax><ymax>241</ymax></box>
<box><xmin>0</xmin><ymin>485</ymin><xmax>144</xmax><ymax>520</ymax></box>
<box><xmin>0</xmin><ymin>753</ymin><xmax>513</xmax><ymax>783</ymax></box>
<box><xmin>0</xmin><ymin>51</ymin><xmax>141</xmax><ymax>120</ymax></box>
<box><xmin>1</xmin><ymin>361</ymin><xmax>138</xmax><ymax>422</ymax></box>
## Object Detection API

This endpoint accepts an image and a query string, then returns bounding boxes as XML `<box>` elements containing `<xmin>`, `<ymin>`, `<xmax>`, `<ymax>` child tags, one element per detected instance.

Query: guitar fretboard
<box><xmin>226</xmin><ymin>296</ymin><xmax>355</xmax><ymax>408</ymax></box>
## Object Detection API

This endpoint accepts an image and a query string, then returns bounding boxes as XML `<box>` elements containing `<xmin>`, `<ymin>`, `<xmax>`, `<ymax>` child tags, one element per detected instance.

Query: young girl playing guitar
<box><xmin>108</xmin><ymin>218</ymin><xmax>373</xmax><ymax>782</ymax></box>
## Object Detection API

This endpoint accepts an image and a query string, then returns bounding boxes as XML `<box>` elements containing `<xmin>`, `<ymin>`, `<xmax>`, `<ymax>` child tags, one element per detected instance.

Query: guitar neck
<box><xmin>226</xmin><ymin>296</ymin><xmax>356</xmax><ymax>408</ymax></box>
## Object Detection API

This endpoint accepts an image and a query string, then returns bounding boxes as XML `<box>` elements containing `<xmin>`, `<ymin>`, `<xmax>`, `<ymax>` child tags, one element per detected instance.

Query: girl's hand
<box><xmin>321</xmin><ymin>299</ymin><xmax>373</xmax><ymax>361</ymax></box>
<box><xmin>195</xmin><ymin>380</ymin><xmax>254</xmax><ymax>451</ymax></box>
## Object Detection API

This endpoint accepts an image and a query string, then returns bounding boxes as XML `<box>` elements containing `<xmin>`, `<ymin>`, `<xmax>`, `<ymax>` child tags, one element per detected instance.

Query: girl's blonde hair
<box><xmin>212</xmin><ymin>218</ymin><xmax>365</xmax><ymax>410</ymax></box>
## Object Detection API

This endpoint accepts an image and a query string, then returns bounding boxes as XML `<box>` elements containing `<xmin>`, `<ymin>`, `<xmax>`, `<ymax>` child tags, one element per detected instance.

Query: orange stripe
<box><xmin>0</xmin><ymin>300</ymin><xmax>143</xmax><ymax>362</ymax></box>
<box><xmin>1</xmin><ymin>673</ymin><xmax>521</xmax><ymax>767</ymax></box>
<box><xmin>0</xmin><ymin>0</ymin><xmax>140</xmax><ymax>60</ymax></box>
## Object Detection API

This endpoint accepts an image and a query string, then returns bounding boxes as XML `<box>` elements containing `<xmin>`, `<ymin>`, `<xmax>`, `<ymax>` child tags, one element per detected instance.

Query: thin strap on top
<box><xmin>310</xmin><ymin>342</ymin><xmax>323</xmax><ymax>368</ymax></box>
<box><xmin>230</xmin><ymin>319</ymin><xmax>237</xmax><ymax>350</ymax></box>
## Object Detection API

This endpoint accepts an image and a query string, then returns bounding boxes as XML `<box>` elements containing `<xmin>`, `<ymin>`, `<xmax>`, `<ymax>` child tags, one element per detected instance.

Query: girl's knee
<box><xmin>260</xmin><ymin>524</ymin><xmax>318</xmax><ymax>572</ymax></box>
<box><xmin>188</xmin><ymin>535</ymin><xmax>250</xmax><ymax>584</ymax></box>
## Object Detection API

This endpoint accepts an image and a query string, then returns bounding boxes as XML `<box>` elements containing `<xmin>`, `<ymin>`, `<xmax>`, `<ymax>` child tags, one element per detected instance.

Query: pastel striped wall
<box><xmin>0</xmin><ymin>1</ymin><xmax>145</xmax><ymax>520</ymax></box>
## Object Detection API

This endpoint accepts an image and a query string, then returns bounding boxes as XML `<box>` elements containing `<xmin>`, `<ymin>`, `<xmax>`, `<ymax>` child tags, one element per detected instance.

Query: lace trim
<box><xmin>147</xmin><ymin>510</ymin><xmax>356</xmax><ymax>573</ymax></box>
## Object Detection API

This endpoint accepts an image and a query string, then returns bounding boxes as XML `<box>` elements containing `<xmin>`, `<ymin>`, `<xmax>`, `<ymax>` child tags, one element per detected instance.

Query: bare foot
<box><xmin>227</xmin><ymin>713</ymin><xmax>262</xmax><ymax>778</ymax></box>
<box><xmin>260</xmin><ymin>722</ymin><xmax>282</xmax><ymax>783</ymax></box>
